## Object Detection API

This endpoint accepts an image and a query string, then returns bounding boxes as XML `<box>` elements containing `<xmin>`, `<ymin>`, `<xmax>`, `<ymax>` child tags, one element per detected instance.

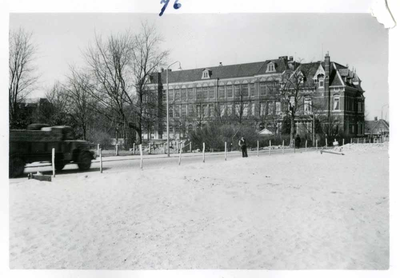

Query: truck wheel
<box><xmin>77</xmin><ymin>151</ymin><xmax>92</xmax><ymax>171</ymax></box>
<box><xmin>55</xmin><ymin>160</ymin><xmax>66</xmax><ymax>171</ymax></box>
<box><xmin>10</xmin><ymin>156</ymin><xmax>25</xmax><ymax>178</ymax></box>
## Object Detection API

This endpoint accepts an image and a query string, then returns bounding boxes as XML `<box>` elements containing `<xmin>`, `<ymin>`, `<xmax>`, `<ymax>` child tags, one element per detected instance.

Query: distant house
<box><xmin>12</xmin><ymin>98</ymin><xmax>52</xmax><ymax>128</ymax></box>
<box><xmin>365</xmin><ymin>117</ymin><xmax>389</xmax><ymax>137</ymax></box>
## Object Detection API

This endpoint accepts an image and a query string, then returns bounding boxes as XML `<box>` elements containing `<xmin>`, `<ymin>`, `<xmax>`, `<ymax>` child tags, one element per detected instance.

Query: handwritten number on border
<box><xmin>159</xmin><ymin>0</ymin><xmax>182</xmax><ymax>16</ymax></box>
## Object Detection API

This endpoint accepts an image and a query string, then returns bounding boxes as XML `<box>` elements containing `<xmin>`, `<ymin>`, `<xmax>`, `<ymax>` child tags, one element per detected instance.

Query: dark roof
<box><xmin>151</xmin><ymin>58</ymin><xmax>292</xmax><ymax>84</ymax></box>
<box><xmin>331</xmin><ymin>71</ymin><xmax>344</xmax><ymax>86</ymax></box>
<box><xmin>150</xmin><ymin>57</ymin><xmax>363</xmax><ymax>93</ymax></box>
<box><xmin>365</xmin><ymin>119</ymin><xmax>390</xmax><ymax>134</ymax></box>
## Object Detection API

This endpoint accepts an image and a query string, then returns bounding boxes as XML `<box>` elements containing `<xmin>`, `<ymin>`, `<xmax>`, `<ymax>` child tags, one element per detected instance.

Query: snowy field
<box><xmin>9</xmin><ymin>143</ymin><xmax>389</xmax><ymax>269</ymax></box>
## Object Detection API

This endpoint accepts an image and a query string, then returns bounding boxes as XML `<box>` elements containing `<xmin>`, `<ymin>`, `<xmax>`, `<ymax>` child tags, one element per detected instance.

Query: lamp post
<box><xmin>166</xmin><ymin>61</ymin><xmax>181</xmax><ymax>157</ymax></box>
<box><xmin>380</xmin><ymin>104</ymin><xmax>388</xmax><ymax>121</ymax></box>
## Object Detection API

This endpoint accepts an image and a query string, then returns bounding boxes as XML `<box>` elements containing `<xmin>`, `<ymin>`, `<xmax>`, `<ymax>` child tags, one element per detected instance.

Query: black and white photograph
<box><xmin>1</xmin><ymin>0</ymin><xmax>399</xmax><ymax>276</ymax></box>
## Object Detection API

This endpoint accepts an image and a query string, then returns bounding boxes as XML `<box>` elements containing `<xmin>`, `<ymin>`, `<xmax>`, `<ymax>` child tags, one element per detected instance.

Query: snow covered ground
<box><xmin>9</xmin><ymin>143</ymin><xmax>389</xmax><ymax>269</ymax></box>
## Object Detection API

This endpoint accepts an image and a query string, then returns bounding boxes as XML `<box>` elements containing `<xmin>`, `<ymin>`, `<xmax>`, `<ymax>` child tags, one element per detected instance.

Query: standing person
<box><xmin>238</xmin><ymin>137</ymin><xmax>248</xmax><ymax>157</ymax></box>
<box><xmin>295</xmin><ymin>134</ymin><xmax>301</xmax><ymax>149</ymax></box>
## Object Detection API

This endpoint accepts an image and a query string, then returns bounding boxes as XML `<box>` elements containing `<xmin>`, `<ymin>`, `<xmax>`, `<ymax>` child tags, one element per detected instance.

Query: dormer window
<box><xmin>313</xmin><ymin>64</ymin><xmax>326</xmax><ymax>88</ymax></box>
<box><xmin>317</xmin><ymin>74</ymin><xmax>324</xmax><ymax>88</ymax></box>
<box><xmin>202</xmin><ymin>69</ymin><xmax>211</xmax><ymax>79</ymax></box>
<box><xmin>266</xmin><ymin>62</ymin><xmax>276</xmax><ymax>73</ymax></box>
<box><xmin>297</xmin><ymin>72</ymin><xmax>305</xmax><ymax>84</ymax></box>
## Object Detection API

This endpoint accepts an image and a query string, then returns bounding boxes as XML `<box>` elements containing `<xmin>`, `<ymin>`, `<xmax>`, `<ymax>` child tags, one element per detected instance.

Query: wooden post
<box><xmin>257</xmin><ymin>141</ymin><xmax>259</xmax><ymax>157</ymax></box>
<box><xmin>149</xmin><ymin>142</ymin><xmax>152</xmax><ymax>154</ymax></box>
<box><xmin>97</xmin><ymin>144</ymin><xmax>100</xmax><ymax>157</ymax></box>
<box><xmin>305</xmin><ymin>140</ymin><xmax>307</xmax><ymax>150</ymax></box>
<box><xmin>342</xmin><ymin>138</ymin><xmax>345</xmax><ymax>146</ymax></box>
<box><xmin>316</xmin><ymin>139</ymin><xmax>318</xmax><ymax>150</ymax></box>
<box><xmin>116</xmin><ymin>144</ymin><xmax>119</xmax><ymax>156</ymax></box>
<box><xmin>190</xmin><ymin>142</ymin><xmax>192</xmax><ymax>153</ymax></box>
<box><xmin>225</xmin><ymin>142</ymin><xmax>227</xmax><ymax>161</ymax></box>
<box><xmin>164</xmin><ymin>143</ymin><xmax>166</xmax><ymax>154</ymax></box>
<box><xmin>363</xmin><ymin>138</ymin><xmax>366</xmax><ymax>144</ymax></box>
<box><xmin>325</xmin><ymin>138</ymin><xmax>328</xmax><ymax>147</ymax></box>
<box><xmin>351</xmin><ymin>138</ymin><xmax>353</xmax><ymax>144</ymax></box>
<box><xmin>357</xmin><ymin>138</ymin><xmax>360</xmax><ymax>144</ymax></box>
<box><xmin>178</xmin><ymin>143</ymin><xmax>182</xmax><ymax>165</ymax></box>
<box><xmin>282</xmin><ymin>140</ymin><xmax>285</xmax><ymax>154</ymax></box>
<box><xmin>132</xmin><ymin>143</ymin><xmax>135</xmax><ymax>155</ymax></box>
<box><xmin>100</xmin><ymin>148</ymin><xmax>103</xmax><ymax>173</ymax></box>
<box><xmin>269</xmin><ymin>140</ymin><xmax>271</xmax><ymax>155</ymax></box>
<box><xmin>202</xmin><ymin>142</ymin><xmax>205</xmax><ymax>163</ymax></box>
<box><xmin>52</xmin><ymin>148</ymin><xmax>55</xmax><ymax>178</ymax></box>
<box><xmin>139</xmin><ymin>144</ymin><xmax>143</xmax><ymax>170</ymax></box>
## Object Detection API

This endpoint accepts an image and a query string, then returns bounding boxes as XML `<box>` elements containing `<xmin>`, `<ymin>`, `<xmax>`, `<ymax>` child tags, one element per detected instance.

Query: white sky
<box><xmin>9</xmin><ymin>13</ymin><xmax>388</xmax><ymax>121</ymax></box>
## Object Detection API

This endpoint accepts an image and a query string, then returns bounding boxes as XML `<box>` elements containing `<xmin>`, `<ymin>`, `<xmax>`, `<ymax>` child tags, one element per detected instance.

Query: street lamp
<box><xmin>380</xmin><ymin>104</ymin><xmax>388</xmax><ymax>121</ymax></box>
<box><xmin>166</xmin><ymin>61</ymin><xmax>181</xmax><ymax>157</ymax></box>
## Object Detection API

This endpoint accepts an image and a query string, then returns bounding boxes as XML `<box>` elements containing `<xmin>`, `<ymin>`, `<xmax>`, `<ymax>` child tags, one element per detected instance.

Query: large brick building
<box><xmin>144</xmin><ymin>53</ymin><xmax>365</xmax><ymax>141</ymax></box>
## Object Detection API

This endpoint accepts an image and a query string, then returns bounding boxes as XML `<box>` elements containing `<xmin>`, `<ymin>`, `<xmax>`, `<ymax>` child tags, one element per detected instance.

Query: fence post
<box><xmin>305</xmin><ymin>140</ymin><xmax>307</xmax><ymax>150</ymax></box>
<box><xmin>139</xmin><ymin>144</ymin><xmax>143</xmax><ymax>170</ymax></box>
<box><xmin>97</xmin><ymin>144</ymin><xmax>100</xmax><ymax>157</ymax></box>
<box><xmin>190</xmin><ymin>142</ymin><xmax>192</xmax><ymax>153</ymax></box>
<box><xmin>225</xmin><ymin>142</ymin><xmax>227</xmax><ymax>161</ymax></box>
<box><xmin>282</xmin><ymin>140</ymin><xmax>285</xmax><ymax>154</ymax></box>
<box><xmin>269</xmin><ymin>140</ymin><xmax>271</xmax><ymax>155</ymax></box>
<box><xmin>342</xmin><ymin>138</ymin><xmax>345</xmax><ymax>146</ymax></box>
<box><xmin>149</xmin><ymin>142</ymin><xmax>152</xmax><ymax>154</ymax></box>
<box><xmin>116</xmin><ymin>144</ymin><xmax>119</xmax><ymax>156</ymax></box>
<box><xmin>351</xmin><ymin>138</ymin><xmax>353</xmax><ymax>144</ymax></box>
<box><xmin>52</xmin><ymin>148</ymin><xmax>55</xmax><ymax>178</ymax></box>
<box><xmin>133</xmin><ymin>143</ymin><xmax>135</xmax><ymax>155</ymax></box>
<box><xmin>100</xmin><ymin>148</ymin><xmax>103</xmax><ymax>173</ymax></box>
<box><xmin>316</xmin><ymin>139</ymin><xmax>318</xmax><ymax>150</ymax></box>
<box><xmin>178</xmin><ymin>143</ymin><xmax>182</xmax><ymax>165</ymax></box>
<box><xmin>325</xmin><ymin>138</ymin><xmax>328</xmax><ymax>147</ymax></box>
<box><xmin>202</xmin><ymin>142</ymin><xmax>205</xmax><ymax>163</ymax></box>
<box><xmin>357</xmin><ymin>138</ymin><xmax>359</xmax><ymax>144</ymax></box>
<box><xmin>363</xmin><ymin>138</ymin><xmax>366</xmax><ymax>144</ymax></box>
<box><xmin>257</xmin><ymin>141</ymin><xmax>259</xmax><ymax>157</ymax></box>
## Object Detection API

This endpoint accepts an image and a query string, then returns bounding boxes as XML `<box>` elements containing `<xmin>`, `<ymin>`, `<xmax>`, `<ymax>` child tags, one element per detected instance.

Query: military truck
<box><xmin>9</xmin><ymin>124</ymin><xmax>95</xmax><ymax>178</ymax></box>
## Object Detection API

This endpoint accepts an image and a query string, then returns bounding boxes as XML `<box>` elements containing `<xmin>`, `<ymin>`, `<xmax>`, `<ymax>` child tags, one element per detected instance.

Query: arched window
<box><xmin>266</xmin><ymin>62</ymin><xmax>276</xmax><ymax>73</ymax></box>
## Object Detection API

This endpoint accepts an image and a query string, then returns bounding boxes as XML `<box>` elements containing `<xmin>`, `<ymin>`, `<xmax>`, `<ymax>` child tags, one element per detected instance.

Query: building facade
<box><xmin>145</xmin><ymin>53</ymin><xmax>365</xmax><ymax>141</ymax></box>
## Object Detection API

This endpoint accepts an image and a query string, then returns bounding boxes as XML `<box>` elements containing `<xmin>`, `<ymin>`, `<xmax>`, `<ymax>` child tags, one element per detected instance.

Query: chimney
<box><xmin>324</xmin><ymin>52</ymin><xmax>330</xmax><ymax>95</ymax></box>
<box><xmin>219</xmin><ymin>62</ymin><xmax>223</xmax><ymax>66</ymax></box>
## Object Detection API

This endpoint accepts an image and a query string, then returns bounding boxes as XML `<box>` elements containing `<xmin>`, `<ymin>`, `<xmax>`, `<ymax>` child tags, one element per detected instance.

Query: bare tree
<box><xmin>270</xmin><ymin>60</ymin><xmax>315</xmax><ymax>146</ymax></box>
<box><xmin>131</xmin><ymin>22</ymin><xmax>169</xmax><ymax>143</ymax></box>
<box><xmin>43</xmin><ymin>82</ymin><xmax>69</xmax><ymax>126</ymax></box>
<box><xmin>9</xmin><ymin>28</ymin><xmax>39</xmax><ymax>127</ymax></box>
<box><xmin>83</xmin><ymin>31</ymin><xmax>134</xmax><ymax>142</ymax></box>
<box><xmin>63</xmin><ymin>67</ymin><xmax>98</xmax><ymax>140</ymax></box>
<box><xmin>82</xmin><ymin>23</ymin><xmax>168</xmax><ymax>146</ymax></box>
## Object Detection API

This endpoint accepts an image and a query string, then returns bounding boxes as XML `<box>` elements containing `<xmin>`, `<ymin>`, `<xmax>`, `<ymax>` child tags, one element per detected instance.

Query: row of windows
<box><xmin>168</xmin><ymin>101</ymin><xmax>285</xmax><ymax>118</ymax></box>
<box><xmin>161</xmin><ymin>82</ymin><xmax>279</xmax><ymax>102</ymax></box>
<box><xmin>347</xmin><ymin>122</ymin><xmax>364</xmax><ymax>135</ymax></box>
<box><xmin>344</xmin><ymin>97</ymin><xmax>364</xmax><ymax>113</ymax></box>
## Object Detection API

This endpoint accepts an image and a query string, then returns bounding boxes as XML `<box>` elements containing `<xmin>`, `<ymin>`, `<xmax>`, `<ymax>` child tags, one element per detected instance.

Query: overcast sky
<box><xmin>10</xmin><ymin>13</ymin><xmax>388</xmax><ymax>120</ymax></box>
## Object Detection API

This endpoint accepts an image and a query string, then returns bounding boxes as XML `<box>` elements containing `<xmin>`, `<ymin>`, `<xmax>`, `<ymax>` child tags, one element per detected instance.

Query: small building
<box><xmin>365</xmin><ymin>117</ymin><xmax>389</xmax><ymax>138</ymax></box>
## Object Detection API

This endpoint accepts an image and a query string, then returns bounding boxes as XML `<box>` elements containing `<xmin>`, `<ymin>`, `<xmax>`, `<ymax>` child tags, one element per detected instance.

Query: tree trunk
<box><xmin>290</xmin><ymin>114</ymin><xmax>295</xmax><ymax>147</ymax></box>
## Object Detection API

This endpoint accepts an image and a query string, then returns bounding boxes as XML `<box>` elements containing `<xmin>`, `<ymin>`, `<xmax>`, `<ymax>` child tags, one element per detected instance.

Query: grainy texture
<box><xmin>9</xmin><ymin>144</ymin><xmax>389</xmax><ymax>269</ymax></box>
